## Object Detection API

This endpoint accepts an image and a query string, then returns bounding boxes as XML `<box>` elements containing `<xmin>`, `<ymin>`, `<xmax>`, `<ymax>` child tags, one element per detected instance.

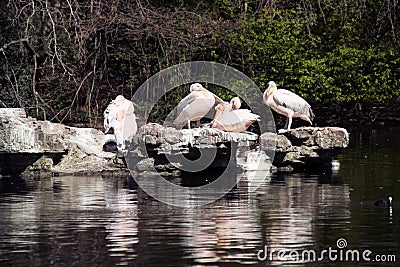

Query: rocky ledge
<box><xmin>0</xmin><ymin>108</ymin><xmax>120</xmax><ymax>176</ymax></box>
<box><xmin>137</xmin><ymin>124</ymin><xmax>349</xmax><ymax>173</ymax></box>
<box><xmin>0</xmin><ymin>108</ymin><xmax>349</xmax><ymax>177</ymax></box>
<box><xmin>261</xmin><ymin>127</ymin><xmax>349</xmax><ymax>171</ymax></box>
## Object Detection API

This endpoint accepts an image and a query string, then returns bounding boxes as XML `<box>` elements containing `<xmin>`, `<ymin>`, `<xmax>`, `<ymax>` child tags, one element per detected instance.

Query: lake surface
<box><xmin>0</xmin><ymin>126</ymin><xmax>399</xmax><ymax>266</ymax></box>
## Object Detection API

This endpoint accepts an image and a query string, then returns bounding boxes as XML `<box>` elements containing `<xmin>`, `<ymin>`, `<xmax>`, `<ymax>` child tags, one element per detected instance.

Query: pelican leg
<box><xmin>284</xmin><ymin>118</ymin><xmax>289</xmax><ymax>129</ymax></box>
<box><xmin>187</xmin><ymin>120</ymin><xmax>191</xmax><ymax>129</ymax></box>
<box><xmin>277</xmin><ymin>118</ymin><xmax>289</xmax><ymax>134</ymax></box>
<box><xmin>287</xmin><ymin>117</ymin><xmax>292</xmax><ymax>130</ymax></box>
<box><xmin>196</xmin><ymin>120</ymin><xmax>200</xmax><ymax>128</ymax></box>
<box><xmin>211</xmin><ymin>119</ymin><xmax>216</xmax><ymax>128</ymax></box>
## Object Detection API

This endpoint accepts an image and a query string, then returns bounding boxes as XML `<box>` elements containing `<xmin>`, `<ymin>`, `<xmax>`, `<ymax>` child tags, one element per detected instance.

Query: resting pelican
<box><xmin>230</xmin><ymin>97</ymin><xmax>241</xmax><ymax>110</ymax></box>
<box><xmin>173</xmin><ymin>83</ymin><xmax>216</xmax><ymax>129</ymax></box>
<box><xmin>212</xmin><ymin>97</ymin><xmax>259</xmax><ymax>132</ymax></box>
<box><xmin>263</xmin><ymin>81</ymin><xmax>314</xmax><ymax>132</ymax></box>
<box><xmin>104</xmin><ymin>95</ymin><xmax>137</xmax><ymax>151</ymax></box>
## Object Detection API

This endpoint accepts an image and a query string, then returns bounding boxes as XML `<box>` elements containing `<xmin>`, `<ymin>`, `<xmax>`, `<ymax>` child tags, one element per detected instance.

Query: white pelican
<box><xmin>230</xmin><ymin>97</ymin><xmax>241</xmax><ymax>110</ymax></box>
<box><xmin>211</xmin><ymin>97</ymin><xmax>259</xmax><ymax>132</ymax></box>
<box><xmin>104</xmin><ymin>95</ymin><xmax>137</xmax><ymax>150</ymax></box>
<box><xmin>263</xmin><ymin>81</ymin><xmax>314</xmax><ymax>132</ymax></box>
<box><xmin>173</xmin><ymin>83</ymin><xmax>216</xmax><ymax>129</ymax></box>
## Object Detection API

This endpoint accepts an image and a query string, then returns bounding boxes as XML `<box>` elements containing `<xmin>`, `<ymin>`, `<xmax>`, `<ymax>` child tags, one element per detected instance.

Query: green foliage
<box><xmin>0</xmin><ymin>0</ymin><xmax>399</xmax><ymax>124</ymax></box>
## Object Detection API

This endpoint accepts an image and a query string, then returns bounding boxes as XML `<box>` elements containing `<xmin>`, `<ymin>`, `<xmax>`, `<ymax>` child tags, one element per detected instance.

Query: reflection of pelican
<box><xmin>263</xmin><ymin>81</ymin><xmax>314</xmax><ymax>131</ymax></box>
<box><xmin>104</xmin><ymin>95</ymin><xmax>137</xmax><ymax>150</ymax></box>
<box><xmin>173</xmin><ymin>83</ymin><xmax>218</xmax><ymax>129</ymax></box>
<box><xmin>212</xmin><ymin>97</ymin><xmax>259</xmax><ymax>132</ymax></box>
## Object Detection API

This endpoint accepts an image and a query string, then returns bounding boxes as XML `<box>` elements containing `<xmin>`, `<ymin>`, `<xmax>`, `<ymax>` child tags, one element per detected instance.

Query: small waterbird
<box><xmin>374</xmin><ymin>196</ymin><xmax>393</xmax><ymax>207</ymax></box>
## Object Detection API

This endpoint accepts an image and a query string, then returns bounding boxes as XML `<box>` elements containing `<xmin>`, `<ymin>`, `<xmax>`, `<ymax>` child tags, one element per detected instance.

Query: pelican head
<box><xmin>215</xmin><ymin>102</ymin><xmax>230</xmax><ymax>112</ymax></box>
<box><xmin>266</xmin><ymin>81</ymin><xmax>277</xmax><ymax>96</ymax></box>
<box><xmin>113</xmin><ymin>95</ymin><xmax>126</xmax><ymax>104</ymax></box>
<box><xmin>212</xmin><ymin>102</ymin><xmax>230</xmax><ymax>128</ymax></box>
<box><xmin>190</xmin><ymin>83</ymin><xmax>205</xmax><ymax>92</ymax></box>
<box><xmin>230</xmin><ymin>97</ymin><xmax>241</xmax><ymax>110</ymax></box>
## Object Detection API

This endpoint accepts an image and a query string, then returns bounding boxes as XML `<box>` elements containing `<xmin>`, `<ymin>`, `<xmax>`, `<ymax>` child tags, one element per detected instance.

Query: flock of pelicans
<box><xmin>104</xmin><ymin>81</ymin><xmax>315</xmax><ymax>150</ymax></box>
<box><xmin>103</xmin><ymin>82</ymin><xmax>395</xmax><ymax>208</ymax></box>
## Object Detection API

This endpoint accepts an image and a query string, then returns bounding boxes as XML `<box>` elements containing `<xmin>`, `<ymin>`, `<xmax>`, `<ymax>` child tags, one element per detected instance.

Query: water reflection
<box><xmin>0</xmin><ymin>127</ymin><xmax>400</xmax><ymax>266</ymax></box>
<box><xmin>180</xmin><ymin>197</ymin><xmax>262</xmax><ymax>264</ymax></box>
<box><xmin>256</xmin><ymin>174</ymin><xmax>351</xmax><ymax>265</ymax></box>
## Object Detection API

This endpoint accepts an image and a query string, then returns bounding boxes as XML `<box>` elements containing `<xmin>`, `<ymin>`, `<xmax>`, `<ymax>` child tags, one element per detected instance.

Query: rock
<box><xmin>136</xmin><ymin>158</ymin><xmax>155</xmax><ymax>171</ymax></box>
<box><xmin>25</xmin><ymin>155</ymin><xmax>54</xmax><ymax>171</ymax></box>
<box><xmin>172</xmin><ymin>170</ymin><xmax>181</xmax><ymax>177</ymax></box>
<box><xmin>0</xmin><ymin>108</ymin><xmax>27</xmax><ymax>119</ymax></box>
<box><xmin>277</xmin><ymin>165</ymin><xmax>294</xmax><ymax>172</ymax></box>
<box><xmin>139</xmin><ymin>123</ymin><xmax>258</xmax><ymax>152</ymax></box>
<box><xmin>283</xmin><ymin>126</ymin><xmax>349</xmax><ymax>148</ymax></box>
<box><xmin>260</xmin><ymin>126</ymin><xmax>349</xmax><ymax>168</ymax></box>
<box><xmin>314</xmin><ymin>127</ymin><xmax>349</xmax><ymax>149</ymax></box>
<box><xmin>0</xmin><ymin>108</ymin><xmax>350</xmax><ymax>176</ymax></box>
<box><xmin>0</xmin><ymin>108</ymin><xmax>117</xmax><ymax>176</ymax></box>
<box><xmin>138</xmin><ymin>123</ymin><xmax>258</xmax><ymax>170</ymax></box>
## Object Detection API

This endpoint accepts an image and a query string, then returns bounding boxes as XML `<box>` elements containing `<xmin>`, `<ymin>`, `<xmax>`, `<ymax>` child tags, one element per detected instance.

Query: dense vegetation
<box><xmin>1</xmin><ymin>0</ymin><xmax>399</xmax><ymax>125</ymax></box>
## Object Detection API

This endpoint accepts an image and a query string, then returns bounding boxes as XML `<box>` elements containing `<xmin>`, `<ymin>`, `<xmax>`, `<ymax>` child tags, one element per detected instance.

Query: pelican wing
<box><xmin>103</xmin><ymin>102</ymin><xmax>118</xmax><ymax>133</ymax></box>
<box><xmin>121</xmin><ymin>101</ymin><xmax>137</xmax><ymax>142</ymax></box>
<box><xmin>110</xmin><ymin>100</ymin><xmax>137</xmax><ymax>150</ymax></box>
<box><xmin>214</xmin><ymin>109</ymin><xmax>259</xmax><ymax>132</ymax></box>
<box><xmin>274</xmin><ymin>89</ymin><xmax>313</xmax><ymax>118</ymax></box>
<box><xmin>216</xmin><ymin>109</ymin><xmax>258</xmax><ymax>125</ymax></box>
<box><xmin>174</xmin><ymin>92</ymin><xmax>215</xmax><ymax>126</ymax></box>
<box><xmin>175</xmin><ymin>91</ymin><xmax>199</xmax><ymax>115</ymax></box>
<box><xmin>103</xmin><ymin>104</ymin><xmax>111</xmax><ymax>132</ymax></box>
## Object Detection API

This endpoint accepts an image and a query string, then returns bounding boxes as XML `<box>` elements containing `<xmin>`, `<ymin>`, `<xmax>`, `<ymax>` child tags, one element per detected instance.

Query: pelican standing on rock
<box><xmin>212</xmin><ymin>97</ymin><xmax>259</xmax><ymax>132</ymax></box>
<box><xmin>104</xmin><ymin>95</ymin><xmax>137</xmax><ymax>151</ymax></box>
<box><xmin>173</xmin><ymin>83</ymin><xmax>218</xmax><ymax>129</ymax></box>
<box><xmin>263</xmin><ymin>81</ymin><xmax>314</xmax><ymax>132</ymax></box>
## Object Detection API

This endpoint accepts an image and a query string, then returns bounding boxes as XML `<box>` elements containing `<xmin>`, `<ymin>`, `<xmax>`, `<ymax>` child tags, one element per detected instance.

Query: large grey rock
<box><xmin>137</xmin><ymin>123</ymin><xmax>259</xmax><ymax>170</ymax></box>
<box><xmin>140</xmin><ymin>123</ymin><xmax>258</xmax><ymax>148</ymax></box>
<box><xmin>260</xmin><ymin>126</ymin><xmax>349</xmax><ymax>169</ymax></box>
<box><xmin>0</xmin><ymin>108</ymin><xmax>117</xmax><ymax>176</ymax></box>
<box><xmin>0</xmin><ymin>108</ymin><xmax>65</xmax><ymax>153</ymax></box>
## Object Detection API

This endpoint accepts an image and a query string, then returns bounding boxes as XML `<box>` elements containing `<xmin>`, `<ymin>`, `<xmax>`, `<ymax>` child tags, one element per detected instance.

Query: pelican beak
<box><xmin>266</xmin><ymin>84</ymin><xmax>276</xmax><ymax>96</ymax></box>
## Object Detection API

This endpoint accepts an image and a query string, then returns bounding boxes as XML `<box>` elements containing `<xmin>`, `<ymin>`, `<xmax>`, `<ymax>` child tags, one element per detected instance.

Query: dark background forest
<box><xmin>1</xmin><ymin>0</ymin><xmax>399</xmax><ymax>126</ymax></box>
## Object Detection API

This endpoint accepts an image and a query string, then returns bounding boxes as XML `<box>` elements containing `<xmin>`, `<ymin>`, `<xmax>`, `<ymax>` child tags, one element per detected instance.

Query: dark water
<box><xmin>1</xmin><ymin>127</ymin><xmax>399</xmax><ymax>266</ymax></box>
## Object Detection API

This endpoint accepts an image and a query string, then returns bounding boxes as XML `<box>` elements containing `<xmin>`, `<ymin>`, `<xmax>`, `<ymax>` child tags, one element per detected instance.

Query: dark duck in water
<box><xmin>374</xmin><ymin>196</ymin><xmax>393</xmax><ymax>207</ymax></box>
